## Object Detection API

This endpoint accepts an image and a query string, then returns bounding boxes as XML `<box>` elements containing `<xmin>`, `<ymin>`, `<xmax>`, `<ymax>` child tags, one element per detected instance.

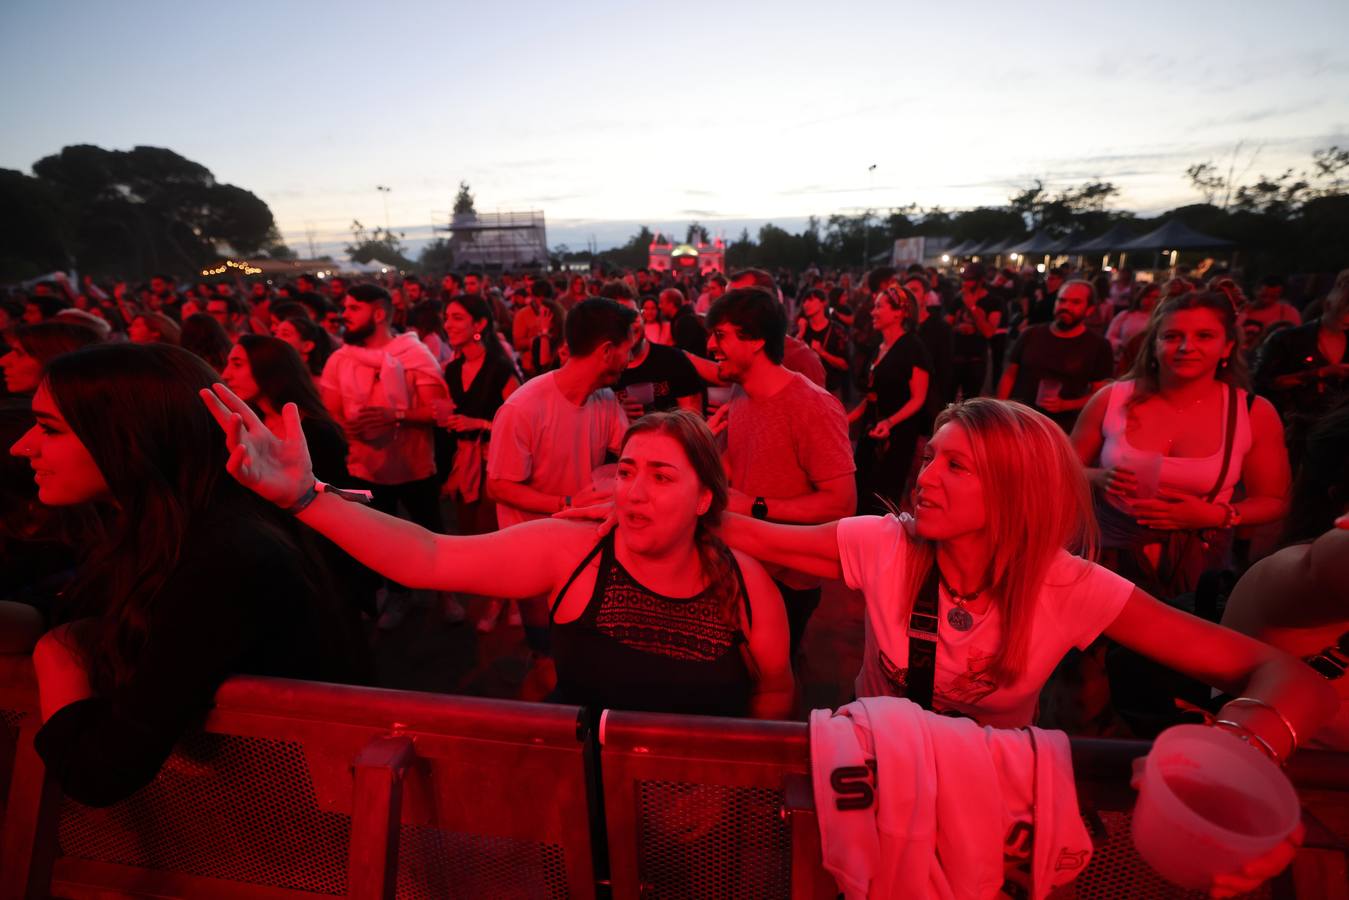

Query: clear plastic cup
<box><xmin>590</xmin><ymin>464</ymin><xmax>617</xmax><ymax>495</ymax></box>
<box><xmin>1125</xmin><ymin>449</ymin><xmax>1164</xmax><ymax>499</ymax></box>
<box><xmin>707</xmin><ymin>385</ymin><xmax>735</xmax><ymax>406</ymax></box>
<box><xmin>431</xmin><ymin>398</ymin><xmax>455</xmax><ymax>427</ymax></box>
<box><xmin>624</xmin><ymin>381</ymin><xmax>655</xmax><ymax>407</ymax></box>
<box><xmin>1131</xmin><ymin>725</ymin><xmax>1300</xmax><ymax>890</ymax></box>
<box><xmin>1035</xmin><ymin>378</ymin><xmax>1062</xmax><ymax>407</ymax></box>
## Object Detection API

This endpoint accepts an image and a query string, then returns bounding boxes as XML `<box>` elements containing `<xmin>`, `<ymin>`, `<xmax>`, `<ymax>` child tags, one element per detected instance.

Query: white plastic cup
<box><xmin>1127</xmin><ymin>449</ymin><xmax>1164</xmax><ymax>499</ymax></box>
<box><xmin>431</xmin><ymin>398</ymin><xmax>455</xmax><ymax>427</ymax></box>
<box><xmin>1131</xmin><ymin>725</ymin><xmax>1300</xmax><ymax>890</ymax></box>
<box><xmin>590</xmin><ymin>463</ymin><xmax>617</xmax><ymax>495</ymax></box>
<box><xmin>1035</xmin><ymin>378</ymin><xmax>1062</xmax><ymax>407</ymax></box>
<box><xmin>707</xmin><ymin>385</ymin><xmax>735</xmax><ymax>406</ymax></box>
<box><xmin>624</xmin><ymin>381</ymin><xmax>655</xmax><ymax>407</ymax></box>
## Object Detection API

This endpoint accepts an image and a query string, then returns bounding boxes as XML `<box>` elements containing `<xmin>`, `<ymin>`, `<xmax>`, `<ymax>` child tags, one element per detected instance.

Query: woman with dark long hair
<box><xmin>223</xmin><ymin>335</ymin><xmax>349</xmax><ymax>486</ymax></box>
<box><xmin>439</xmin><ymin>294</ymin><xmax>522</xmax><ymax>630</ymax></box>
<box><xmin>13</xmin><ymin>343</ymin><xmax>369</xmax><ymax>806</ymax></box>
<box><xmin>179</xmin><ymin>312</ymin><xmax>233</xmax><ymax>373</ymax></box>
<box><xmin>200</xmin><ymin>388</ymin><xmax>794</xmax><ymax>721</ymax></box>
<box><xmin>1</xmin><ymin>321</ymin><xmax>102</xmax><ymax>397</ymax></box>
<box><xmin>273</xmin><ymin>314</ymin><xmax>333</xmax><ymax>379</ymax></box>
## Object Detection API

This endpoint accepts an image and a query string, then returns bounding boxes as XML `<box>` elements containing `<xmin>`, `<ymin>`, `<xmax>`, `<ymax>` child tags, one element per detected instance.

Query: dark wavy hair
<box><xmin>42</xmin><ymin>343</ymin><xmax>321</xmax><ymax>691</ymax></box>
<box><xmin>446</xmin><ymin>293</ymin><xmax>519</xmax><ymax>376</ymax></box>
<box><xmin>279</xmin><ymin>313</ymin><xmax>332</xmax><ymax>376</ymax></box>
<box><xmin>619</xmin><ymin>410</ymin><xmax>741</xmax><ymax>628</ymax></box>
<box><xmin>15</xmin><ymin>321</ymin><xmax>102</xmax><ymax>364</ymax></box>
<box><xmin>179</xmin><ymin>312</ymin><xmax>233</xmax><ymax>373</ymax></box>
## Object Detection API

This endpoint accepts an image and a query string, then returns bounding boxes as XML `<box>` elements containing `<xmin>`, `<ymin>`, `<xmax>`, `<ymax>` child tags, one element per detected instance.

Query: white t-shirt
<box><xmin>486</xmin><ymin>370</ymin><xmax>628</xmax><ymax>529</ymax></box>
<box><xmin>837</xmin><ymin>514</ymin><xmax>1134</xmax><ymax>728</ymax></box>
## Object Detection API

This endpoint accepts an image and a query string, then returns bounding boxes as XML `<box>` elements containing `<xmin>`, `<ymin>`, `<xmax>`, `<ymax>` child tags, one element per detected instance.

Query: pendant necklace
<box><xmin>936</xmin><ymin>567</ymin><xmax>984</xmax><ymax>632</ymax></box>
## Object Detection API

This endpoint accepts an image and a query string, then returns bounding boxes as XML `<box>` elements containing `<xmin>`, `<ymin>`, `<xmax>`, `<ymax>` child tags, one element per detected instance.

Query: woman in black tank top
<box><xmin>202</xmin><ymin>396</ymin><xmax>797</xmax><ymax>721</ymax></box>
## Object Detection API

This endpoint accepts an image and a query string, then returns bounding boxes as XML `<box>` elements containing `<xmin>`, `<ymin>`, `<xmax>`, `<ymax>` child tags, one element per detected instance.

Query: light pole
<box><xmin>376</xmin><ymin>185</ymin><xmax>391</xmax><ymax>232</ymax></box>
<box><xmin>862</xmin><ymin>164</ymin><xmax>877</xmax><ymax>268</ymax></box>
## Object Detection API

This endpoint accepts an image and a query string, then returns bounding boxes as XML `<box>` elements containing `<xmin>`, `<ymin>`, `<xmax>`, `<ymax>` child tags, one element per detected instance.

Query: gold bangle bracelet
<box><xmin>1224</xmin><ymin>696</ymin><xmax>1299</xmax><ymax>752</ymax></box>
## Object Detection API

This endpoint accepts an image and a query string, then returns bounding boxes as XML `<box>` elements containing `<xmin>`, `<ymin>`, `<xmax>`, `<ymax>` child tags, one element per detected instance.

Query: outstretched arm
<box><xmin>1105</xmin><ymin>587</ymin><xmax>1338</xmax><ymax>762</ymax></box>
<box><xmin>716</xmin><ymin>513</ymin><xmax>843</xmax><ymax>581</ymax></box>
<box><xmin>201</xmin><ymin>383</ymin><xmax>577</xmax><ymax>598</ymax></box>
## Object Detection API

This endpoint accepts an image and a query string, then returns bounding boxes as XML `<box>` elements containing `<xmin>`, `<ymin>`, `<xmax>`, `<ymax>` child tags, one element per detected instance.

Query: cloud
<box><xmin>680</xmin><ymin>209</ymin><xmax>719</xmax><ymax>217</ymax></box>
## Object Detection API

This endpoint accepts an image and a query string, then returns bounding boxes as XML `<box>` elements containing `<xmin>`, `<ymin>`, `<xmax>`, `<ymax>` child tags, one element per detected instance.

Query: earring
<box><xmin>473</xmin><ymin>332</ymin><xmax>482</xmax><ymax>342</ymax></box>
<box><xmin>1219</xmin><ymin>356</ymin><xmax>1229</xmax><ymax>370</ymax></box>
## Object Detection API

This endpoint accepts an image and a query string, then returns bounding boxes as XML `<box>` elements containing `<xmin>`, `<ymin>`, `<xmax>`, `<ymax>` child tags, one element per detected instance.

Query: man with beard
<box><xmin>996</xmin><ymin>279</ymin><xmax>1114</xmax><ymax>433</ymax></box>
<box><xmin>320</xmin><ymin>284</ymin><xmax>450</xmax><ymax>628</ymax></box>
<box><xmin>612</xmin><ymin>292</ymin><xmax>704</xmax><ymax>418</ymax></box>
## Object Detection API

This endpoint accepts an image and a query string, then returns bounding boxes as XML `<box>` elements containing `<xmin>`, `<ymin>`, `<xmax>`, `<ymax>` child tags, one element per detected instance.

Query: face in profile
<box><xmin>615</xmin><ymin>430</ymin><xmax>711</xmax><ymax>555</ymax></box>
<box><xmin>912</xmin><ymin>423</ymin><xmax>987</xmax><ymax>542</ymax></box>
<box><xmin>221</xmin><ymin>345</ymin><xmax>260</xmax><ymax>404</ymax></box>
<box><xmin>1</xmin><ymin>345</ymin><xmax>41</xmax><ymax>394</ymax></box>
<box><xmin>10</xmin><ymin>383</ymin><xmax>111</xmax><ymax>506</ymax></box>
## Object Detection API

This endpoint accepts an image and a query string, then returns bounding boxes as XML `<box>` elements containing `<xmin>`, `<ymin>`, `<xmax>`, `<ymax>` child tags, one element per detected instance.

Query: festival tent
<box><xmin>944</xmin><ymin>239</ymin><xmax>979</xmax><ymax>256</ymax></box>
<box><xmin>1115</xmin><ymin>220</ymin><xmax>1232</xmax><ymax>252</ymax></box>
<box><xmin>1068</xmin><ymin>224</ymin><xmax>1138</xmax><ymax>254</ymax></box>
<box><xmin>1007</xmin><ymin>231</ymin><xmax>1061</xmax><ymax>255</ymax></box>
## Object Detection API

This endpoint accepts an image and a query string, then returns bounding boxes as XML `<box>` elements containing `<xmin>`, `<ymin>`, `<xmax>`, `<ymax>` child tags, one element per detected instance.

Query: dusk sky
<box><xmin>3</xmin><ymin>0</ymin><xmax>1346</xmax><ymax>257</ymax></box>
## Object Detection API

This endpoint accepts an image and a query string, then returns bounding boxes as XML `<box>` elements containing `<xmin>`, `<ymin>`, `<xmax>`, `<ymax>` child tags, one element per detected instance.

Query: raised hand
<box><xmin>200</xmin><ymin>383</ymin><xmax>314</xmax><ymax>508</ymax></box>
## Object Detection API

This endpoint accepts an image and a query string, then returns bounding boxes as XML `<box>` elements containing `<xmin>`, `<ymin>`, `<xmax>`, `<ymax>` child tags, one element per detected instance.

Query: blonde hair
<box><xmin>903</xmin><ymin>399</ymin><xmax>1097</xmax><ymax>683</ymax></box>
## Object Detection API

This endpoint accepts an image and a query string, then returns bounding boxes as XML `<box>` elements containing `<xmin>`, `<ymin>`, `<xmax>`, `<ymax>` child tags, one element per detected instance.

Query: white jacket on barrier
<box><xmin>809</xmin><ymin>697</ymin><xmax>1092</xmax><ymax>899</ymax></box>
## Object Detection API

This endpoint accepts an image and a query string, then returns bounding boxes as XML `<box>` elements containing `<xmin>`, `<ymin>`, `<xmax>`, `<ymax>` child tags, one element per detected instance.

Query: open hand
<box><xmin>1209</xmin><ymin>820</ymin><xmax>1303</xmax><ymax>898</ymax></box>
<box><xmin>200</xmin><ymin>383</ymin><xmax>314</xmax><ymax>508</ymax></box>
<box><xmin>706</xmin><ymin>402</ymin><xmax>731</xmax><ymax>436</ymax></box>
<box><xmin>553</xmin><ymin>500</ymin><xmax>618</xmax><ymax>537</ymax></box>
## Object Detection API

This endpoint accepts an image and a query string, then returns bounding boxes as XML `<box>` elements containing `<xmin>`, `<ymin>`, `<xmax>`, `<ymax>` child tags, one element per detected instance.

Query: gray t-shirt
<box><xmin>723</xmin><ymin>371</ymin><xmax>855</xmax><ymax>587</ymax></box>
<box><xmin>487</xmin><ymin>370</ymin><xmax>627</xmax><ymax>529</ymax></box>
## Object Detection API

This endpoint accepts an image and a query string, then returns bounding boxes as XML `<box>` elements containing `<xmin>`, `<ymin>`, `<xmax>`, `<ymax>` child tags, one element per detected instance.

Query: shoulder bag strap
<box><xmin>1205</xmin><ymin>383</ymin><xmax>1240</xmax><ymax>504</ymax></box>
<box><xmin>906</xmin><ymin>564</ymin><xmax>942</xmax><ymax>709</ymax></box>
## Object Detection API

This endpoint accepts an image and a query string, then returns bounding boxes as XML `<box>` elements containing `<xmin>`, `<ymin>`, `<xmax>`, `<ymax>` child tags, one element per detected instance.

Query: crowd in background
<box><xmin>1</xmin><ymin>256</ymin><xmax>1346</xmax><ymax>831</ymax></box>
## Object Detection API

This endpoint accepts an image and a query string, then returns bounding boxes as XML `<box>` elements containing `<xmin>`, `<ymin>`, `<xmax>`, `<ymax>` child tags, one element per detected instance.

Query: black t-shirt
<box><xmin>617</xmin><ymin>343</ymin><xmax>704</xmax><ymax>413</ymax></box>
<box><xmin>950</xmin><ymin>291</ymin><xmax>1005</xmax><ymax>357</ymax></box>
<box><xmin>866</xmin><ymin>333</ymin><xmax>932</xmax><ymax>424</ymax></box>
<box><xmin>802</xmin><ymin>318</ymin><xmax>851</xmax><ymax>394</ymax></box>
<box><xmin>1007</xmin><ymin>325</ymin><xmax>1113</xmax><ymax>432</ymax></box>
<box><xmin>34</xmin><ymin>501</ymin><xmax>371</xmax><ymax>806</ymax></box>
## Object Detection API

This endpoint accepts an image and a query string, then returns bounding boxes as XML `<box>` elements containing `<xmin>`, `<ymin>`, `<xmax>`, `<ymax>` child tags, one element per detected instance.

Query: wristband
<box><xmin>284</xmin><ymin>481</ymin><xmax>375</xmax><ymax>515</ymax></box>
<box><xmin>284</xmin><ymin>482</ymin><xmax>320</xmax><ymax>515</ymax></box>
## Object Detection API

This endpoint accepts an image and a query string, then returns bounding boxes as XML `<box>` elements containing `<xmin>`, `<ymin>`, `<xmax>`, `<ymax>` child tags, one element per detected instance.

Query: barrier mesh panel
<box><xmin>1057</xmin><ymin>810</ymin><xmax>1270</xmax><ymax>899</ymax></box>
<box><xmin>395</xmin><ymin>825</ymin><xmax>569</xmax><ymax>900</ymax></box>
<box><xmin>636</xmin><ymin>779</ymin><xmax>791</xmax><ymax>900</ymax></box>
<box><xmin>58</xmin><ymin>732</ymin><xmax>352</xmax><ymax>895</ymax></box>
<box><xmin>0</xmin><ymin>706</ymin><xmax>25</xmax><ymax>822</ymax></box>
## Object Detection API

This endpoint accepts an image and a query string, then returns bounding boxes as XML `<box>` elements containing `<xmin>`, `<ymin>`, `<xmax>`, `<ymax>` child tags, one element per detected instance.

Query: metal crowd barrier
<box><xmin>1</xmin><ymin>662</ymin><xmax>1346</xmax><ymax>899</ymax></box>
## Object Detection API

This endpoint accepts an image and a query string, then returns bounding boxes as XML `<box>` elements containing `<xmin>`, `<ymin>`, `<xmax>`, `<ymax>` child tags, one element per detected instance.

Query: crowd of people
<box><xmin>2</xmin><ymin>256</ymin><xmax>1347</xmax><ymax>894</ymax></box>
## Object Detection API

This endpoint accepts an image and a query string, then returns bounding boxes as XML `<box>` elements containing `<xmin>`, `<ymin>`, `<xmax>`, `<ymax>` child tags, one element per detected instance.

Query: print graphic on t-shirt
<box><xmin>939</xmin><ymin>646</ymin><xmax>998</xmax><ymax>707</ymax></box>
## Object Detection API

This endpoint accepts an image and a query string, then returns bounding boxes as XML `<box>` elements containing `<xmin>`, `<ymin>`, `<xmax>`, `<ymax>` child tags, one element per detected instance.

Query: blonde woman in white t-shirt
<box><xmin>720</xmin><ymin>398</ymin><xmax>1333</xmax><ymax>733</ymax></box>
<box><xmin>712</xmin><ymin>397</ymin><xmax>1334</xmax><ymax>894</ymax></box>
